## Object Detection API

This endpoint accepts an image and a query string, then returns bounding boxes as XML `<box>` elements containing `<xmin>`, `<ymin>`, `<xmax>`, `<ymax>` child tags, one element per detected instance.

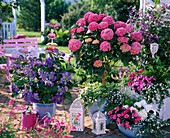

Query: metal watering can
<box><xmin>22</xmin><ymin>109</ymin><xmax>51</xmax><ymax>130</ymax></box>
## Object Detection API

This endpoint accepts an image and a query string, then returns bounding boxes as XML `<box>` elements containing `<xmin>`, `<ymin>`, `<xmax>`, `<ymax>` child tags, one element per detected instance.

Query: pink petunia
<box><xmin>117</xmin><ymin>118</ymin><xmax>120</xmax><ymax>123</ymax></box>
<box><xmin>120</xmin><ymin>43</ymin><xmax>131</xmax><ymax>52</ymax></box>
<box><xmin>115</xmin><ymin>27</ymin><xmax>126</xmax><ymax>37</ymax></box>
<box><xmin>100</xmin><ymin>41</ymin><xmax>111</xmax><ymax>52</ymax></box>
<box><xmin>130</xmin><ymin>31</ymin><xmax>143</xmax><ymax>41</ymax></box>
<box><xmin>88</xmin><ymin>22</ymin><xmax>98</xmax><ymax>31</ymax></box>
<box><xmin>84</xmin><ymin>12</ymin><xmax>94</xmax><ymax>21</ymax></box>
<box><xmin>117</xmin><ymin>37</ymin><xmax>129</xmax><ymax>43</ymax></box>
<box><xmin>130</xmin><ymin>42</ymin><xmax>141</xmax><ymax>55</ymax></box>
<box><xmin>101</xmin><ymin>29</ymin><xmax>114</xmax><ymax>40</ymax></box>
<box><xmin>138</xmin><ymin>69</ymin><xmax>144</xmax><ymax>73</ymax></box>
<box><xmin>98</xmin><ymin>22</ymin><xmax>109</xmax><ymax>30</ymax></box>
<box><xmin>88</xmin><ymin>13</ymin><xmax>99</xmax><ymax>22</ymax></box>
<box><xmin>113</xmin><ymin>114</ymin><xmax>117</xmax><ymax>119</ymax></box>
<box><xmin>102</xmin><ymin>16</ymin><xmax>114</xmax><ymax>25</ymax></box>
<box><xmin>132</xmin><ymin>113</ymin><xmax>138</xmax><ymax>117</ymax></box>
<box><xmin>76</xmin><ymin>18</ymin><xmax>86</xmax><ymax>27</ymax></box>
<box><xmin>93</xmin><ymin>60</ymin><xmax>103</xmax><ymax>67</ymax></box>
<box><xmin>124</xmin><ymin>114</ymin><xmax>130</xmax><ymax>118</ymax></box>
<box><xmin>68</xmin><ymin>39</ymin><xmax>81</xmax><ymax>52</ymax></box>
<box><xmin>117</xmin><ymin>114</ymin><xmax>122</xmax><ymax>117</ymax></box>
<box><xmin>114</xmin><ymin>21</ymin><xmax>127</xmax><ymax>30</ymax></box>
<box><xmin>128</xmin><ymin>82</ymin><xmax>132</xmax><ymax>86</ymax></box>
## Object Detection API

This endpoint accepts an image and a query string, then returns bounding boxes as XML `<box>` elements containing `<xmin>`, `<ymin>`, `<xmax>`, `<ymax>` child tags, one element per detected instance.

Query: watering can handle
<box><xmin>37</xmin><ymin>112</ymin><xmax>51</xmax><ymax>124</ymax></box>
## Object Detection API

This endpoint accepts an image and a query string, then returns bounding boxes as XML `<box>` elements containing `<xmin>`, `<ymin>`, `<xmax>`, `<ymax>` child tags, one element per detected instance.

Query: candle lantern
<box><xmin>69</xmin><ymin>98</ymin><xmax>84</xmax><ymax>131</ymax></box>
<box><xmin>92</xmin><ymin>111</ymin><xmax>106</xmax><ymax>135</ymax></box>
<box><xmin>150</xmin><ymin>43</ymin><xmax>159</xmax><ymax>58</ymax></box>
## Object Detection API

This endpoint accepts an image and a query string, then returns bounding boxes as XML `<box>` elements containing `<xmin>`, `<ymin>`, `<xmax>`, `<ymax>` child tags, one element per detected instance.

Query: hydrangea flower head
<box><xmin>101</xmin><ymin>28</ymin><xmax>114</xmax><ymax>40</ymax></box>
<box><xmin>68</xmin><ymin>39</ymin><xmax>81</xmax><ymax>52</ymax></box>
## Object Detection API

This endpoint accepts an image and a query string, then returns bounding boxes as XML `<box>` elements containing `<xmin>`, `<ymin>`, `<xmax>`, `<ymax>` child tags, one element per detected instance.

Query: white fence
<box><xmin>2</xmin><ymin>22</ymin><xmax>15</xmax><ymax>39</ymax></box>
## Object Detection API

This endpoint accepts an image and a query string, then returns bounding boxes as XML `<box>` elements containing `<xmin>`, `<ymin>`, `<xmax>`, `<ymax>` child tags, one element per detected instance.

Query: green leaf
<box><xmin>155</xmin><ymin>0</ymin><xmax>160</xmax><ymax>5</ymax></box>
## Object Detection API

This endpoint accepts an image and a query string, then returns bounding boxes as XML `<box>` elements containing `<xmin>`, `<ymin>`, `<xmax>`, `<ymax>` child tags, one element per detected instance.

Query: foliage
<box><xmin>128</xmin><ymin>4</ymin><xmax>170</xmax><ymax>84</ymax></box>
<box><xmin>17</xmin><ymin>0</ymin><xmax>41</xmax><ymax>31</ymax></box>
<box><xmin>104</xmin><ymin>88</ymin><xmax>138</xmax><ymax>114</ymax></box>
<box><xmin>8</xmin><ymin>51</ymin><xmax>76</xmax><ymax>104</ymax></box>
<box><xmin>69</xmin><ymin>12</ymin><xmax>143</xmax><ymax>84</ymax></box>
<box><xmin>92</xmin><ymin>0</ymin><xmax>140</xmax><ymax>22</ymax></box>
<box><xmin>45</xmin><ymin>0</ymin><xmax>71</xmax><ymax>23</ymax></box>
<box><xmin>61</xmin><ymin>0</ymin><xmax>97</xmax><ymax>30</ymax></box>
<box><xmin>79</xmin><ymin>82</ymin><xmax>116</xmax><ymax>108</ymax></box>
<box><xmin>0</xmin><ymin>100</ymin><xmax>76</xmax><ymax>137</ymax></box>
<box><xmin>137</xmin><ymin>115</ymin><xmax>169</xmax><ymax>138</ymax></box>
<box><xmin>61</xmin><ymin>0</ymin><xmax>139</xmax><ymax>29</ymax></box>
<box><xmin>140</xmin><ymin>83</ymin><xmax>169</xmax><ymax>110</ymax></box>
<box><xmin>41</xmin><ymin>23</ymin><xmax>70</xmax><ymax>46</ymax></box>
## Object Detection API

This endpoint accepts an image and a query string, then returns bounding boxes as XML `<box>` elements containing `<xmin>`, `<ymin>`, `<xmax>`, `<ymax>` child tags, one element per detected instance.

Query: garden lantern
<box><xmin>92</xmin><ymin>111</ymin><xmax>106</xmax><ymax>135</ymax></box>
<box><xmin>69</xmin><ymin>98</ymin><xmax>84</xmax><ymax>131</ymax></box>
<box><xmin>150</xmin><ymin>43</ymin><xmax>159</xmax><ymax>58</ymax></box>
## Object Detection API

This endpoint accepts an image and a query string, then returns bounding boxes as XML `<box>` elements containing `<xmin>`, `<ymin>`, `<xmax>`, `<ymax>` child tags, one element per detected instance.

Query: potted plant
<box><xmin>69</xmin><ymin>12</ymin><xmax>143</xmax><ymax>84</ymax></box>
<box><xmin>108</xmin><ymin>100</ymin><xmax>169</xmax><ymax>138</ymax></box>
<box><xmin>126</xmin><ymin>69</ymin><xmax>169</xmax><ymax>110</ymax></box>
<box><xmin>8</xmin><ymin>50</ymin><xmax>76</xmax><ymax>118</ymax></box>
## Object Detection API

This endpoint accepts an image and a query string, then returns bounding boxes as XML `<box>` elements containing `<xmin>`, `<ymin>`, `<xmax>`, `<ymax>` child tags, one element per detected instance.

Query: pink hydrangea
<box><xmin>93</xmin><ymin>60</ymin><xmax>103</xmax><ymax>67</ymax></box>
<box><xmin>114</xmin><ymin>21</ymin><xmax>127</xmax><ymax>30</ymax></box>
<box><xmin>130</xmin><ymin>32</ymin><xmax>143</xmax><ymax>41</ymax></box>
<box><xmin>102</xmin><ymin>16</ymin><xmax>114</xmax><ymax>25</ymax></box>
<box><xmin>70</xmin><ymin>28</ymin><xmax>77</xmax><ymax>34</ymax></box>
<box><xmin>88</xmin><ymin>13</ymin><xmax>99</xmax><ymax>22</ymax></box>
<box><xmin>117</xmin><ymin>37</ymin><xmax>129</xmax><ymax>43</ymax></box>
<box><xmin>84</xmin><ymin>12</ymin><xmax>94</xmax><ymax>21</ymax></box>
<box><xmin>115</xmin><ymin>27</ymin><xmax>126</xmax><ymax>37</ymax></box>
<box><xmin>76</xmin><ymin>18</ymin><xmax>86</xmax><ymax>27</ymax></box>
<box><xmin>130</xmin><ymin>42</ymin><xmax>141</xmax><ymax>55</ymax></box>
<box><xmin>76</xmin><ymin>27</ymin><xmax>85</xmax><ymax>33</ymax></box>
<box><xmin>98</xmin><ymin>14</ymin><xmax>107</xmax><ymax>20</ymax></box>
<box><xmin>98</xmin><ymin>22</ymin><xmax>108</xmax><ymax>30</ymax></box>
<box><xmin>68</xmin><ymin>39</ymin><xmax>81</xmax><ymax>52</ymax></box>
<box><xmin>100</xmin><ymin>41</ymin><xmax>111</xmax><ymax>52</ymax></box>
<box><xmin>120</xmin><ymin>43</ymin><xmax>131</xmax><ymax>52</ymax></box>
<box><xmin>100</xmin><ymin>29</ymin><xmax>114</xmax><ymax>40</ymax></box>
<box><xmin>88</xmin><ymin>22</ymin><xmax>98</xmax><ymax>31</ymax></box>
<box><xmin>125</xmin><ymin>24</ymin><xmax>132</xmax><ymax>33</ymax></box>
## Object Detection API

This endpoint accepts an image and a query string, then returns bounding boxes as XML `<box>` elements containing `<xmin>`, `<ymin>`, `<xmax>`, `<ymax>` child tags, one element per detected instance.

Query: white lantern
<box><xmin>92</xmin><ymin>111</ymin><xmax>106</xmax><ymax>135</ymax></box>
<box><xmin>69</xmin><ymin>98</ymin><xmax>84</xmax><ymax>131</ymax></box>
<box><xmin>150</xmin><ymin>43</ymin><xmax>159</xmax><ymax>58</ymax></box>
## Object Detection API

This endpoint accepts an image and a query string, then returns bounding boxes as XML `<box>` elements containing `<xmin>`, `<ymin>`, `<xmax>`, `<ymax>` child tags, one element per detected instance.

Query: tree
<box><xmin>45</xmin><ymin>0</ymin><xmax>71</xmax><ymax>23</ymax></box>
<box><xmin>17</xmin><ymin>0</ymin><xmax>41</xmax><ymax>31</ymax></box>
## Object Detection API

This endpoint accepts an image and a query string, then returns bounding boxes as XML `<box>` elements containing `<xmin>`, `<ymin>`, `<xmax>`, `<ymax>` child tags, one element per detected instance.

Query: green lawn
<box><xmin>17</xmin><ymin>29</ymin><xmax>41</xmax><ymax>38</ymax></box>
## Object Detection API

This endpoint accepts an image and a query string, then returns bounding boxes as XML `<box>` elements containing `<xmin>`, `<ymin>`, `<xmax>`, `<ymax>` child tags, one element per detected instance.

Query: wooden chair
<box><xmin>0</xmin><ymin>39</ymin><xmax>38</xmax><ymax>79</ymax></box>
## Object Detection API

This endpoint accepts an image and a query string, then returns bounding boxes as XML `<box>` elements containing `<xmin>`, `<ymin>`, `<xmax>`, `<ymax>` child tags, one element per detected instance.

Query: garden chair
<box><xmin>0</xmin><ymin>39</ymin><xmax>38</xmax><ymax>80</ymax></box>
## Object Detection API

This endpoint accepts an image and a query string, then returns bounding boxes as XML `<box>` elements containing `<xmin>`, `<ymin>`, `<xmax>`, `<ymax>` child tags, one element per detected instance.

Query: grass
<box><xmin>17</xmin><ymin>29</ymin><xmax>41</xmax><ymax>38</ymax></box>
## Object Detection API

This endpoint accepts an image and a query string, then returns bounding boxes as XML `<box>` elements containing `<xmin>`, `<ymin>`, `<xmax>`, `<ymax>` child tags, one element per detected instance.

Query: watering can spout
<box><xmin>37</xmin><ymin>112</ymin><xmax>51</xmax><ymax>124</ymax></box>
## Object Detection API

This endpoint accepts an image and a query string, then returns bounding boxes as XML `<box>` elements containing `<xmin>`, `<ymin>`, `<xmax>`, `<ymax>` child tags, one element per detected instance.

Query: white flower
<box><xmin>144</xmin><ymin>104</ymin><xmax>153</xmax><ymax>112</ymax></box>
<box><xmin>130</xmin><ymin>107</ymin><xmax>138</xmax><ymax>112</ymax></box>
<box><xmin>134</xmin><ymin>102</ymin><xmax>142</xmax><ymax>108</ymax></box>
<box><xmin>138</xmin><ymin>109</ymin><xmax>148</xmax><ymax>120</ymax></box>
<box><xmin>140</xmin><ymin>100</ymin><xmax>147</xmax><ymax>106</ymax></box>
<box><xmin>123</xmin><ymin>105</ymin><xmax>129</xmax><ymax>109</ymax></box>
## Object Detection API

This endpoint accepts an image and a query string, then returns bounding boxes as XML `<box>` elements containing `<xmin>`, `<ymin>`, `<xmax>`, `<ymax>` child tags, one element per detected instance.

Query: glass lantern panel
<box><xmin>94</xmin><ymin>122</ymin><xmax>96</xmax><ymax>130</ymax></box>
<box><xmin>100</xmin><ymin>123</ymin><xmax>104</xmax><ymax>130</ymax></box>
